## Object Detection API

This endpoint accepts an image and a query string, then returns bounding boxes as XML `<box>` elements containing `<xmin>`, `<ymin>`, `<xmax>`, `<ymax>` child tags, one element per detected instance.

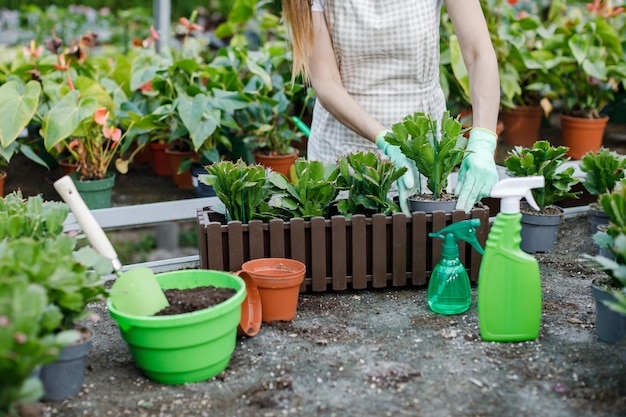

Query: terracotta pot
<box><xmin>241</xmin><ymin>258</ymin><xmax>305</xmax><ymax>322</ymax></box>
<box><xmin>149</xmin><ymin>142</ymin><xmax>172</xmax><ymax>176</ymax></box>
<box><xmin>165</xmin><ymin>148</ymin><xmax>199</xmax><ymax>189</ymax></box>
<box><xmin>58</xmin><ymin>158</ymin><xmax>78</xmax><ymax>175</ymax></box>
<box><xmin>253</xmin><ymin>151</ymin><xmax>298</xmax><ymax>179</ymax></box>
<box><xmin>500</xmin><ymin>106</ymin><xmax>543</xmax><ymax>147</ymax></box>
<box><xmin>560</xmin><ymin>114</ymin><xmax>609</xmax><ymax>160</ymax></box>
<box><xmin>132</xmin><ymin>143</ymin><xmax>152</xmax><ymax>165</ymax></box>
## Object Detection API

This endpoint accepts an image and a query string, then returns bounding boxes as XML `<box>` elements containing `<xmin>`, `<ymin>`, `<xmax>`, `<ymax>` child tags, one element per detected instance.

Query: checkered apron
<box><xmin>308</xmin><ymin>0</ymin><xmax>447</xmax><ymax>164</ymax></box>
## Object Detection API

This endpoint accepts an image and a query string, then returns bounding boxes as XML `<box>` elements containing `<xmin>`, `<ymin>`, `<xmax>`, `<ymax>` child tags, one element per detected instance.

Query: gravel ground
<box><xmin>36</xmin><ymin>214</ymin><xmax>626</xmax><ymax>417</ymax></box>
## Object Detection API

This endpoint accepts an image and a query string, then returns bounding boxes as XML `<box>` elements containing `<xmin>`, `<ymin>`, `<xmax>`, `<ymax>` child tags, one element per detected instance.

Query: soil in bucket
<box><xmin>155</xmin><ymin>286</ymin><xmax>236</xmax><ymax>315</ymax></box>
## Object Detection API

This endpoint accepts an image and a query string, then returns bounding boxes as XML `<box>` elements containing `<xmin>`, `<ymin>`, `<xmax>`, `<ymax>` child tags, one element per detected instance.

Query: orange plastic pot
<box><xmin>560</xmin><ymin>114</ymin><xmax>608</xmax><ymax>160</ymax></box>
<box><xmin>233</xmin><ymin>270</ymin><xmax>262</xmax><ymax>337</ymax></box>
<box><xmin>253</xmin><ymin>151</ymin><xmax>298</xmax><ymax>179</ymax></box>
<box><xmin>241</xmin><ymin>258</ymin><xmax>305</xmax><ymax>322</ymax></box>
<box><xmin>500</xmin><ymin>105</ymin><xmax>543</xmax><ymax>147</ymax></box>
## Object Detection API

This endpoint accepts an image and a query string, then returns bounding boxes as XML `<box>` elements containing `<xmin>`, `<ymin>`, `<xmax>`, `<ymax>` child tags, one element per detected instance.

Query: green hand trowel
<box><xmin>54</xmin><ymin>176</ymin><xmax>169</xmax><ymax>316</ymax></box>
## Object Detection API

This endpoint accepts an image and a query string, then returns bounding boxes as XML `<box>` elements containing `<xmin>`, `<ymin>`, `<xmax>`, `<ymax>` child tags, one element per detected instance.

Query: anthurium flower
<box><xmin>179</xmin><ymin>17</ymin><xmax>203</xmax><ymax>32</ymax></box>
<box><xmin>22</xmin><ymin>40</ymin><xmax>43</xmax><ymax>60</ymax></box>
<box><xmin>54</xmin><ymin>54</ymin><xmax>71</xmax><ymax>71</ymax></box>
<box><xmin>94</xmin><ymin>108</ymin><xmax>108</xmax><ymax>126</ymax></box>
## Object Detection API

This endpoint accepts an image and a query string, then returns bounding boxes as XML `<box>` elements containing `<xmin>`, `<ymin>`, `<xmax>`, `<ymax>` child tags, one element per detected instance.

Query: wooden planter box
<box><xmin>197</xmin><ymin>207</ymin><xmax>490</xmax><ymax>293</ymax></box>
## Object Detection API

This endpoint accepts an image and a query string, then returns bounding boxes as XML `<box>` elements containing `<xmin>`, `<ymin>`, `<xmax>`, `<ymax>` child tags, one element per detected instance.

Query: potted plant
<box><xmin>544</xmin><ymin>0</ymin><xmax>626</xmax><ymax>159</ymax></box>
<box><xmin>335</xmin><ymin>151</ymin><xmax>404</xmax><ymax>217</ymax></box>
<box><xmin>581</xmin><ymin>183</ymin><xmax>626</xmax><ymax>343</ymax></box>
<box><xmin>264</xmin><ymin>158</ymin><xmax>340</xmax><ymax>221</ymax></box>
<box><xmin>0</xmin><ymin>191</ymin><xmax>110</xmax><ymax>402</ymax></box>
<box><xmin>201</xmin><ymin>159</ymin><xmax>277</xmax><ymax>223</ymax></box>
<box><xmin>381</xmin><ymin>111</ymin><xmax>468</xmax><ymax>213</ymax></box>
<box><xmin>504</xmin><ymin>140</ymin><xmax>581</xmax><ymax>253</ymax></box>
<box><xmin>0</xmin><ymin>80</ymin><xmax>54</xmax><ymax>194</ymax></box>
<box><xmin>197</xmin><ymin>151</ymin><xmax>490</xmax><ymax>292</ymax></box>
<box><xmin>579</xmin><ymin>147</ymin><xmax>626</xmax><ymax>232</ymax></box>
<box><xmin>488</xmin><ymin>2</ymin><xmax>557</xmax><ymax>146</ymax></box>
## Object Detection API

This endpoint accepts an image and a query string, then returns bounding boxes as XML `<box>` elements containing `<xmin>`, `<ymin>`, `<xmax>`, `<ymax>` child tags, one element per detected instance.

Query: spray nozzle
<box><xmin>429</xmin><ymin>218</ymin><xmax>484</xmax><ymax>256</ymax></box>
<box><xmin>490</xmin><ymin>176</ymin><xmax>544</xmax><ymax>214</ymax></box>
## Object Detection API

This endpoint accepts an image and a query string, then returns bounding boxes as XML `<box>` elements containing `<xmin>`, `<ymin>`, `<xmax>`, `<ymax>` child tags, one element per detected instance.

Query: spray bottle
<box><xmin>477</xmin><ymin>176</ymin><xmax>544</xmax><ymax>342</ymax></box>
<box><xmin>427</xmin><ymin>219</ymin><xmax>484</xmax><ymax>315</ymax></box>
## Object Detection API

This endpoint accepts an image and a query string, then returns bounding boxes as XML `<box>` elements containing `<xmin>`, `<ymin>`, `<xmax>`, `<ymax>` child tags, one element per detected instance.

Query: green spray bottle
<box><xmin>477</xmin><ymin>176</ymin><xmax>545</xmax><ymax>342</ymax></box>
<box><xmin>427</xmin><ymin>219</ymin><xmax>484</xmax><ymax>315</ymax></box>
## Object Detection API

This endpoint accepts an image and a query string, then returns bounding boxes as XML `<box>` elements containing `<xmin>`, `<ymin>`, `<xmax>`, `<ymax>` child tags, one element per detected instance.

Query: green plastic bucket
<box><xmin>107</xmin><ymin>270</ymin><xmax>246</xmax><ymax>384</ymax></box>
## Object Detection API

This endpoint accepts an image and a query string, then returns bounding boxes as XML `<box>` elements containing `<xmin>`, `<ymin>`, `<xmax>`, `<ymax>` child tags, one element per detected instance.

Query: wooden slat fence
<box><xmin>197</xmin><ymin>207</ymin><xmax>490</xmax><ymax>292</ymax></box>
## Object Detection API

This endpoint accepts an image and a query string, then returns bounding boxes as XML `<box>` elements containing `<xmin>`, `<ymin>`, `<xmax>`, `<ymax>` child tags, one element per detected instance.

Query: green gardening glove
<box><xmin>454</xmin><ymin>127</ymin><xmax>499</xmax><ymax>212</ymax></box>
<box><xmin>376</xmin><ymin>130</ymin><xmax>419</xmax><ymax>216</ymax></box>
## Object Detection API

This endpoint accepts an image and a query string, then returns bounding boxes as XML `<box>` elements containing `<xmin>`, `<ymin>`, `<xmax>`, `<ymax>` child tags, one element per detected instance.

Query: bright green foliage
<box><xmin>0</xmin><ymin>192</ymin><xmax>68</xmax><ymax>240</ymax></box>
<box><xmin>384</xmin><ymin>111</ymin><xmax>467</xmax><ymax>199</ymax></box>
<box><xmin>202</xmin><ymin>159</ymin><xmax>276</xmax><ymax>223</ymax></box>
<box><xmin>335</xmin><ymin>151</ymin><xmax>404</xmax><ymax>217</ymax></box>
<box><xmin>267</xmin><ymin>158</ymin><xmax>340</xmax><ymax>220</ymax></box>
<box><xmin>504</xmin><ymin>140</ymin><xmax>581</xmax><ymax>211</ymax></box>
<box><xmin>0</xmin><ymin>279</ymin><xmax>79</xmax><ymax>415</ymax></box>
<box><xmin>580</xmin><ymin>148</ymin><xmax>626</xmax><ymax>196</ymax></box>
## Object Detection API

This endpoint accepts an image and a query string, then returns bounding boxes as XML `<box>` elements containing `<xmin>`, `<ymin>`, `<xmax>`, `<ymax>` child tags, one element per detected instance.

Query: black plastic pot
<box><xmin>190</xmin><ymin>163</ymin><xmax>216</xmax><ymax>198</ymax></box>
<box><xmin>520</xmin><ymin>207</ymin><xmax>564</xmax><ymax>254</ymax></box>
<box><xmin>591</xmin><ymin>279</ymin><xmax>626</xmax><ymax>344</ymax></box>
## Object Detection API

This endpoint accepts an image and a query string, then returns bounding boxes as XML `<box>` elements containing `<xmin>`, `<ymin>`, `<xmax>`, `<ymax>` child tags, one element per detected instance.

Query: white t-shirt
<box><xmin>312</xmin><ymin>0</ymin><xmax>324</xmax><ymax>12</ymax></box>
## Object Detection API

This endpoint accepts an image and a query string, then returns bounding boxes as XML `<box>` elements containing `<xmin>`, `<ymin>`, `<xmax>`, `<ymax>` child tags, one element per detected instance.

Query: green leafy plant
<box><xmin>383</xmin><ymin>111</ymin><xmax>467</xmax><ymax>200</ymax></box>
<box><xmin>0</xmin><ymin>278</ymin><xmax>78</xmax><ymax>416</ymax></box>
<box><xmin>579</xmin><ymin>147</ymin><xmax>626</xmax><ymax>197</ymax></box>
<box><xmin>581</xmin><ymin>184</ymin><xmax>626</xmax><ymax>312</ymax></box>
<box><xmin>335</xmin><ymin>151</ymin><xmax>404</xmax><ymax>218</ymax></box>
<box><xmin>0</xmin><ymin>191</ymin><xmax>110</xmax><ymax>414</ymax></box>
<box><xmin>201</xmin><ymin>159</ymin><xmax>276</xmax><ymax>223</ymax></box>
<box><xmin>543</xmin><ymin>0</ymin><xmax>626</xmax><ymax>119</ymax></box>
<box><xmin>504</xmin><ymin>140</ymin><xmax>581</xmax><ymax>212</ymax></box>
<box><xmin>266</xmin><ymin>158</ymin><xmax>340</xmax><ymax>220</ymax></box>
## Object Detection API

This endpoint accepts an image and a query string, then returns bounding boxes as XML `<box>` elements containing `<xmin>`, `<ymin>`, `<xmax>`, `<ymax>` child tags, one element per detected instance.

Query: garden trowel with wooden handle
<box><xmin>53</xmin><ymin>175</ymin><xmax>169</xmax><ymax>316</ymax></box>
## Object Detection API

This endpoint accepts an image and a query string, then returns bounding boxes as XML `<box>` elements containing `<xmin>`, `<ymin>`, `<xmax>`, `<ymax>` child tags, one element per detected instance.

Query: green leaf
<box><xmin>42</xmin><ymin>91</ymin><xmax>98</xmax><ymax>150</ymax></box>
<box><xmin>0</xmin><ymin>80</ymin><xmax>41</xmax><ymax>148</ymax></box>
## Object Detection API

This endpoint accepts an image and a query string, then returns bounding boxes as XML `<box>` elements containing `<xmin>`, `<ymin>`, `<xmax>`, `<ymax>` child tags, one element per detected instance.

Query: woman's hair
<box><xmin>282</xmin><ymin>1</ymin><xmax>314</xmax><ymax>83</ymax></box>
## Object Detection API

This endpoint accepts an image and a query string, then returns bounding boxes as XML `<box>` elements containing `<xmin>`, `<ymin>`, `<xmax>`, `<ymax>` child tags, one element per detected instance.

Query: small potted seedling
<box><xmin>580</xmin><ymin>148</ymin><xmax>626</xmax><ymax>233</ymax></box>
<box><xmin>382</xmin><ymin>111</ymin><xmax>468</xmax><ymax>213</ymax></box>
<box><xmin>504</xmin><ymin>140</ymin><xmax>581</xmax><ymax>253</ymax></box>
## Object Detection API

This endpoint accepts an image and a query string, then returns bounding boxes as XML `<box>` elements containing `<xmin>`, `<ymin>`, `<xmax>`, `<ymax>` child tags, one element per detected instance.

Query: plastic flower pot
<box><xmin>107</xmin><ymin>270</ymin><xmax>246</xmax><ymax>385</ymax></box>
<box><xmin>242</xmin><ymin>258</ymin><xmax>306</xmax><ymax>322</ymax></box>
<box><xmin>233</xmin><ymin>270</ymin><xmax>263</xmax><ymax>337</ymax></box>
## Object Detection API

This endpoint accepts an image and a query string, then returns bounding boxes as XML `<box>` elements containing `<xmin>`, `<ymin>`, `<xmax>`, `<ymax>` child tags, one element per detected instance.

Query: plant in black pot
<box><xmin>0</xmin><ymin>191</ymin><xmax>110</xmax><ymax>403</ymax></box>
<box><xmin>581</xmin><ymin>183</ymin><xmax>626</xmax><ymax>343</ymax></box>
<box><xmin>504</xmin><ymin>140</ymin><xmax>581</xmax><ymax>253</ymax></box>
<box><xmin>579</xmin><ymin>148</ymin><xmax>626</xmax><ymax>233</ymax></box>
<box><xmin>382</xmin><ymin>111</ymin><xmax>468</xmax><ymax>213</ymax></box>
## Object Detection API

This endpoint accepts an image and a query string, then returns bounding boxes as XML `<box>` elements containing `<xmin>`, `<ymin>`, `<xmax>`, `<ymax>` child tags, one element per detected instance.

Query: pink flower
<box><xmin>103</xmin><ymin>126</ymin><xmax>122</xmax><ymax>143</ymax></box>
<box><xmin>14</xmin><ymin>332</ymin><xmax>27</xmax><ymax>344</ymax></box>
<box><xmin>67</xmin><ymin>73</ymin><xmax>75</xmax><ymax>91</ymax></box>
<box><xmin>54</xmin><ymin>54</ymin><xmax>71</xmax><ymax>71</ymax></box>
<box><xmin>150</xmin><ymin>25</ymin><xmax>160</xmax><ymax>41</ymax></box>
<box><xmin>23</xmin><ymin>40</ymin><xmax>43</xmax><ymax>60</ymax></box>
<box><xmin>94</xmin><ymin>108</ymin><xmax>108</xmax><ymax>126</ymax></box>
<box><xmin>139</xmin><ymin>80</ymin><xmax>153</xmax><ymax>93</ymax></box>
<box><xmin>0</xmin><ymin>316</ymin><xmax>9</xmax><ymax>326</ymax></box>
<box><xmin>179</xmin><ymin>17</ymin><xmax>203</xmax><ymax>32</ymax></box>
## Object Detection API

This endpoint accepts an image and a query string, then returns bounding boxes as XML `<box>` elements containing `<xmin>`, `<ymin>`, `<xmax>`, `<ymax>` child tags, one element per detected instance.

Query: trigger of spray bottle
<box><xmin>427</xmin><ymin>219</ymin><xmax>484</xmax><ymax>315</ymax></box>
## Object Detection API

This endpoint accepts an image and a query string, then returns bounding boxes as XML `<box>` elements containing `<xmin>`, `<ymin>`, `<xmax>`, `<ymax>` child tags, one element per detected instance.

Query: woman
<box><xmin>282</xmin><ymin>0</ymin><xmax>500</xmax><ymax>213</ymax></box>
